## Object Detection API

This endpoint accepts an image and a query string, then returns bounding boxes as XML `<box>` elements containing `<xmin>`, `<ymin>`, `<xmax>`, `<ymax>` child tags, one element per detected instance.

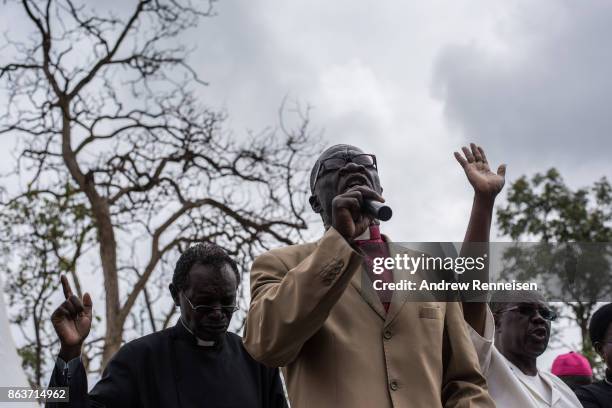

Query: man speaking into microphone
<box><xmin>243</xmin><ymin>144</ymin><xmax>505</xmax><ymax>407</ymax></box>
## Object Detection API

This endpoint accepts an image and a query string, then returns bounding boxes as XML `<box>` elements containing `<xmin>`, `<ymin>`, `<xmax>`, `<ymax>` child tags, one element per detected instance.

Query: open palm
<box><xmin>454</xmin><ymin>143</ymin><xmax>506</xmax><ymax>197</ymax></box>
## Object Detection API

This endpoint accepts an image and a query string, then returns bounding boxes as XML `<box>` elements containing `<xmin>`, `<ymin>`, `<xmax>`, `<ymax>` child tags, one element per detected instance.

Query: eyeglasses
<box><xmin>181</xmin><ymin>292</ymin><xmax>239</xmax><ymax>314</ymax></box>
<box><xmin>497</xmin><ymin>305</ymin><xmax>557</xmax><ymax>321</ymax></box>
<box><xmin>312</xmin><ymin>153</ymin><xmax>377</xmax><ymax>189</ymax></box>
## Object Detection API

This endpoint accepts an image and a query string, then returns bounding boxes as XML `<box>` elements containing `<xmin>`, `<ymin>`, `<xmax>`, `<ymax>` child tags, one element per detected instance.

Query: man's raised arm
<box><xmin>454</xmin><ymin>143</ymin><xmax>506</xmax><ymax>335</ymax></box>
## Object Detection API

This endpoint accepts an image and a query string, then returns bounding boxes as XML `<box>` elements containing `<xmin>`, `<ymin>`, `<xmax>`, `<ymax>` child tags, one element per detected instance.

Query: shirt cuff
<box><xmin>56</xmin><ymin>355</ymin><xmax>82</xmax><ymax>382</ymax></box>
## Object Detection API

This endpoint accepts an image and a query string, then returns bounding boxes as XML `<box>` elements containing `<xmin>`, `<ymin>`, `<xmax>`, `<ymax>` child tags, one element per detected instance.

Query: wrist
<box><xmin>473</xmin><ymin>192</ymin><xmax>496</xmax><ymax>207</ymax></box>
<box><xmin>59</xmin><ymin>344</ymin><xmax>82</xmax><ymax>361</ymax></box>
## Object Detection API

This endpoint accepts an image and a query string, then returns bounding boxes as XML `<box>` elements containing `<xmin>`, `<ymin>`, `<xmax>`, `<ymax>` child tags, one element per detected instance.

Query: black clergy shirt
<box><xmin>575</xmin><ymin>380</ymin><xmax>612</xmax><ymax>408</ymax></box>
<box><xmin>46</xmin><ymin>320</ymin><xmax>288</xmax><ymax>408</ymax></box>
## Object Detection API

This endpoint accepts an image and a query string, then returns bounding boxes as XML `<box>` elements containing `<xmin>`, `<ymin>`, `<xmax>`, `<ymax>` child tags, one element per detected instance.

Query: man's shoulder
<box><xmin>117</xmin><ymin>327</ymin><xmax>173</xmax><ymax>357</ymax></box>
<box><xmin>257</xmin><ymin>241</ymin><xmax>318</xmax><ymax>265</ymax></box>
<box><xmin>540</xmin><ymin>370</ymin><xmax>582</xmax><ymax>396</ymax></box>
<box><xmin>539</xmin><ymin>370</ymin><xmax>567</xmax><ymax>384</ymax></box>
<box><xmin>226</xmin><ymin>332</ymin><xmax>276</xmax><ymax>371</ymax></box>
<box><xmin>575</xmin><ymin>380</ymin><xmax>609</xmax><ymax>398</ymax></box>
<box><xmin>256</xmin><ymin>228</ymin><xmax>355</xmax><ymax>263</ymax></box>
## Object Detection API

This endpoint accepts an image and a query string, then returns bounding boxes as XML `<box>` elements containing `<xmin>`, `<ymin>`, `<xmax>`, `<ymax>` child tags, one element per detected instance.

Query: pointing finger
<box><xmin>61</xmin><ymin>275</ymin><xmax>74</xmax><ymax>300</ymax></box>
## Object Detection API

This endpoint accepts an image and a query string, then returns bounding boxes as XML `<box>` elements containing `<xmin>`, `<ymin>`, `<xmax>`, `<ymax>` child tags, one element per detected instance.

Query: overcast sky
<box><xmin>1</xmin><ymin>0</ymin><xmax>611</xmax><ymax>371</ymax></box>
<box><xmin>184</xmin><ymin>0</ymin><xmax>612</xmax><ymax>242</ymax></box>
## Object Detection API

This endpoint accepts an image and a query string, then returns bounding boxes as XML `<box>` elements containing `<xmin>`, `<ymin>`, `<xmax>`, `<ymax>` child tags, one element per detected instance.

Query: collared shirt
<box><xmin>354</xmin><ymin>224</ymin><xmax>394</xmax><ymax>311</ymax></box>
<box><xmin>179</xmin><ymin>317</ymin><xmax>217</xmax><ymax>347</ymax></box>
<box><xmin>467</xmin><ymin>308</ymin><xmax>584</xmax><ymax>408</ymax></box>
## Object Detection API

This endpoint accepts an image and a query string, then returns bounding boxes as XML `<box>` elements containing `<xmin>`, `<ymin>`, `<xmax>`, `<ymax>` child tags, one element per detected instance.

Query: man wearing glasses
<box><xmin>244</xmin><ymin>143</ymin><xmax>503</xmax><ymax>407</ymax></box>
<box><xmin>46</xmin><ymin>243</ymin><xmax>287</xmax><ymax>407</ymax></box>
<box><xmin>466</xmin><ymin>292</ymin><xmax>584</xmax><ymax>407</ymax></box>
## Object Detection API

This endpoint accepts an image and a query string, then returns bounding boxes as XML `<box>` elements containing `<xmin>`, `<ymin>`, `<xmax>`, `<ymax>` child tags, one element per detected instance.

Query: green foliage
<box><xmin>496</xmin><ymin>168</ymin><xmax>612</xmax><ymax>377</ymax></box>
<box><xmin>498</xmin><ymin>168</ymin><xmax>612</xmax><ymax>241</ymax></box>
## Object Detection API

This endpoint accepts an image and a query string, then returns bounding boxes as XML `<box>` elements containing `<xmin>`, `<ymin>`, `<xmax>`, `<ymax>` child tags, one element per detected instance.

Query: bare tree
<box><xmin>0</xmin><ymin>0</ymin><xmax>318</xmax><ymax>384</ymax></box>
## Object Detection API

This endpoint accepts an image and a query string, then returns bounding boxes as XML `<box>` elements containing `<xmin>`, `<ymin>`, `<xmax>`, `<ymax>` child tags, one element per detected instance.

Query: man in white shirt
<box><xmin>465</xmin><ymin>293</ymin><xmax>583</xmax><ymax>407</ymax></box>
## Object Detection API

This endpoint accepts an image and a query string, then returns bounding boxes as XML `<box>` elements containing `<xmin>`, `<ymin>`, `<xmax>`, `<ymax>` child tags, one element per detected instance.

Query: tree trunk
<box><xmin>60</xmin><ymin>106</ymin><xmax>122</xmax><ymax>368</ymax></box>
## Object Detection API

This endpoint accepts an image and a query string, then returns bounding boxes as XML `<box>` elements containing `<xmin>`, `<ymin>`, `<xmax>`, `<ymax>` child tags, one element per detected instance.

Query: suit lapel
<box><xmin>347</xmin><ymin>234</ymin><xmax>416</xmax><ymax>324</ymax></box>
<box><xmin>350</xmin><ymin>264</ymin><xmax>386</xmax><ymax>320</ymax></box>
<box><xmin>383</xmin><ymin>241</ymin><xmax>413</xmax><ymax>327</ymax></box>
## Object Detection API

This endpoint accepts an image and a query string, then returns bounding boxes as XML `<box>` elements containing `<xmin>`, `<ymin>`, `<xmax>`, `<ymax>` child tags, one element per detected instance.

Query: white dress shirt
<box><xmin>468</xmin><ymin>308</ymin><xmax>584</xmax><ymax>408</ymax></box>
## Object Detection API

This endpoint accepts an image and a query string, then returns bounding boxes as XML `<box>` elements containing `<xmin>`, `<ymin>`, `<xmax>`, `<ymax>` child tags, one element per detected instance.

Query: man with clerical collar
<box><xmin>46</xmin><ymin>243</ymin><xmax>287</xmax><ymax>408</ymax></box>
<box><xmin>575</xmin><ymin>302</ymin><xmax>612</xmax><ymax>407</ymax></box>
<box><xmin>243</xmin><ymin>143</ymin><xmax>504</xmax><ymax>407</ymax></box>
<box><xmin>466</xmin><ymin>292</ymin><xmax>583</xmax><ymax>407</ymax></box>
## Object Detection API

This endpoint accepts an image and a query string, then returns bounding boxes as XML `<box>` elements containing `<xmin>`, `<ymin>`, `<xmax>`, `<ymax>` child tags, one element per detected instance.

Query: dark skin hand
<box><xmin>455</xmin><ymin>143</ymin><xmax>506</xmax><ymax>335</ymax></box>
<box><xmin>51</xmin><ymin>275</ymin><xmax>93</xmax><ymax>361</ymax></box>
<box><xmin>332</xmin><ymin>185</ymin><xmax>385</xmax><ymax>241</ymax></box>
<box><xmin>454</xmin><ymin>143</ymin><xmax>506</xmax><ymax>200</ymax></box>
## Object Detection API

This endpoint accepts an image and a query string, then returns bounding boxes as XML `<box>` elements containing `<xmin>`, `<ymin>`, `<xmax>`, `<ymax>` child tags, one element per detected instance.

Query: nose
<box><xmin>338</xmin><ymin>161</ymin><xmax>366</xmax><ymax>175</ymax></box>
<box><xmin>206</xmin><ymin>307</ymin><xmax>225</xmax><ymax>321</ymax></box>
<box><xmin>531</xmin><ymin>310</ymin><xmax>546</xmax><ymax>324</ymax></box>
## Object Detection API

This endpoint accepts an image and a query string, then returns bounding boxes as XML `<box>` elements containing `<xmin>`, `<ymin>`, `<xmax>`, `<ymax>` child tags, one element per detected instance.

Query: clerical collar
<box><xmin>180</xmin><ymin>318</ymin><xmax>217</xmax><ymax>347</ymax></box>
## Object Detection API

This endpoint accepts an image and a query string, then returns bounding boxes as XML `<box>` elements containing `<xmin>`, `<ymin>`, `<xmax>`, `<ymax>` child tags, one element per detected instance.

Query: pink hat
<box><xmin>551</xmin><ymin>352</ymin><xmax>592</xmax><ymax>377</ymax></box>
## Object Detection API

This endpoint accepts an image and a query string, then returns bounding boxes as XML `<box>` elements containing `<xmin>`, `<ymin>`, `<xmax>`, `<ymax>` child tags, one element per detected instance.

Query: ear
<box><xmin>309</xmin><ymin>195</ymin><xmax>322</xmax><ymax>213</ymax></box>
<box><xmin>169</xmin><ymin>283</ymin><xmax>180</xmax><ymax>307</ymax></box>
<box><xmin>593</xmin><ymin>341</ymin><xmax>604</xmax><ymax>357</ymax></box>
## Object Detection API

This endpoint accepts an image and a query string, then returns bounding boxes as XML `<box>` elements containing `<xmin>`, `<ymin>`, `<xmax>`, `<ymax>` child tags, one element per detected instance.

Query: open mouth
<box><xmin>339</xmin><ymin>173</ymin><xmax>370</xmax><ymax>192</ymax></box>
<box><xmin>529</xmin><ymin>327</ymin><xmax>548</xmax><ymax>341</ymax></box>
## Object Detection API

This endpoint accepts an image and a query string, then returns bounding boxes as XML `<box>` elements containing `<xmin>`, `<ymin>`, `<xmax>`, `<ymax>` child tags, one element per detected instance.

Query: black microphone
<box><xmin>364</xmin><ymin>199</ymin><xmax>392</xmax><ymax>221</ymax></box>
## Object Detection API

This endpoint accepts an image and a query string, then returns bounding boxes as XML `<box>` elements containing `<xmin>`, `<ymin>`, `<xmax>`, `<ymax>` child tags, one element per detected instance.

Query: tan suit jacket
<box><xmin>243</xmin><ymin>227</ymin><xmax>495</xmax><ymax>408</ymax></box>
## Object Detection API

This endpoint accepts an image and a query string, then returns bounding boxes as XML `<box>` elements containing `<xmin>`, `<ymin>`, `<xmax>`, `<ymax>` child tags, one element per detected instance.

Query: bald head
<box><xmin>310</xmin><ymin>144</ymin><xmax>364</xmax><ymax>193</ymax></box>
<box><xmin>489</xmin><ymin>290</ymin><xmax>547</xmax><ymax>314</ymax></box>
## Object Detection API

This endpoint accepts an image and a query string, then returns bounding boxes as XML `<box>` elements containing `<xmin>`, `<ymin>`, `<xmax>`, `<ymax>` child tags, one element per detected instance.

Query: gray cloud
<box><xmin>432</xmin><ymin>0</ymin><xmax>612</xmax><ymax>178</ymax></box>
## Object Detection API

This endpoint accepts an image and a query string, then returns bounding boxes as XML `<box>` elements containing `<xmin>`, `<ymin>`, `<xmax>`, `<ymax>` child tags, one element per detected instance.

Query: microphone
<box><xmin>364</xmin><ymin>199</ymin><xmax>392</xmax><ymax>221</ymax></box>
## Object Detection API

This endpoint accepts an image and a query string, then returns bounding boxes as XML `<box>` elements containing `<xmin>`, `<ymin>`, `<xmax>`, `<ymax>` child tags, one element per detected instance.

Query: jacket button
<box><xmin>389</xmin><ymin>380</ymin><xmax>399</xmax><ymax>391</ymax></box>
<box><xmin>383</xmin><ymin>330</ymin><xmax>392</xmax><ymax>340</ymax></box>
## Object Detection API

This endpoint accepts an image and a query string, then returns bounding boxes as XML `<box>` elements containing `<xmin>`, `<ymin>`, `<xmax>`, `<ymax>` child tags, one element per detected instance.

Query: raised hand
<box><xmin>51</xmin><ymin>275</ymin><xmax>93</xmax><ymax>360</ymax></box>
<box><xmin>454</xmin><ymin>143</ymin><xmax>506</xmax><ymax>199</ymax></box>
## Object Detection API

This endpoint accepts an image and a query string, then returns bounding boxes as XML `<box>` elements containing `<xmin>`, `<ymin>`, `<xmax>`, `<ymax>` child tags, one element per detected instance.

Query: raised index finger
<box><xmin>60</xmin><ymin>275</ymin><xmax>74</xmax><ymax>299</ymax></box>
